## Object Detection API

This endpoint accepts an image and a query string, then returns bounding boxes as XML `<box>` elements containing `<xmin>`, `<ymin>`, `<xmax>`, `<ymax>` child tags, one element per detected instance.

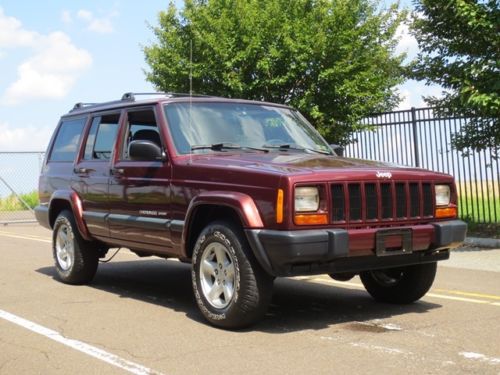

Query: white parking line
<box><xmin>0</xmin><ymin>309</ymin><xmax>164</xmax><ymax>375</ymax></box>
<box><xmin>0</xmin><ymin>232</ymin><xmax>137</xmax><ymax>258</ymax></box>
<box><xmin>0</xmin><ymin>231</ymin><xmax>52</xmax><ymax>243</ymax></box>
<box><xmin>459</xmin><ymin>351</ymin><xmax>500</xmax><ymax>365</ymax></box>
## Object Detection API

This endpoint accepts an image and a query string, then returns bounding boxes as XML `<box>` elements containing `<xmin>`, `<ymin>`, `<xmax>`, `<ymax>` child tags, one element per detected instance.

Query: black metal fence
<box><xmin>344</xmin><ymin>107</ymin><xmax>499</xmax><ymax>224</ymax></box>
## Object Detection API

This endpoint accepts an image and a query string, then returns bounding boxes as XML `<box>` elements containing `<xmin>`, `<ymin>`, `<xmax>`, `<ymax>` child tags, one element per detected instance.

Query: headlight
<box><xmin>295</xmin><ymin>187</ymin><xmax>319</xmax><ymax>212</ymax></box>
<box><xmin>435</xmin><ymin>185</ymin><xmax>451</xmax><ymax>206</ymax></box>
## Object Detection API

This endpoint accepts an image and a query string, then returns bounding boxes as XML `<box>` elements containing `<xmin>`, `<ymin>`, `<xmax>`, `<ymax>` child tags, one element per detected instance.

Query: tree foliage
<box><xmin>144</xmin><ymin>0</ymin><xmax>407</xmax><ymax>145</ymax></box>
<box><xmin>411</xmin><ymin>0</ymin><xmax>499</xmax><ymax>156</ymax></box>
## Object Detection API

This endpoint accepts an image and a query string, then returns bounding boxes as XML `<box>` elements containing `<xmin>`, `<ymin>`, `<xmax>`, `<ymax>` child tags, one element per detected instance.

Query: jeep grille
<box><xmin>330</xmin><ymin>181</ymin><xmax>434</xmax><ymax>225</ymax></box>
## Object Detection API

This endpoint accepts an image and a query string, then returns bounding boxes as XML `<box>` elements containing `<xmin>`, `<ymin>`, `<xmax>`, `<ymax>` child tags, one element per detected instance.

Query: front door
<box><xmin>72</xmin><ymin>112</ymin><xmax>121</xmax><ymax>239</ymax></box>
<box><xmin>107</xmin><ymin>106</ymin><xmax>172</xmax><ymax>251</ymax></box>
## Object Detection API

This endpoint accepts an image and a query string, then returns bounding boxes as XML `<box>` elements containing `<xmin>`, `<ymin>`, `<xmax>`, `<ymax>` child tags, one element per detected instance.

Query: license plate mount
<box><xmin>375</xmin><ymin>229</ymin><xmax>413</xmax><ymax>256</ymax></box>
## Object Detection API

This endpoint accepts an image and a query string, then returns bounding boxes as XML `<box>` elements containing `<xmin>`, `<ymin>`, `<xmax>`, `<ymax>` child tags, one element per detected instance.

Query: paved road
<box><xmin>1</xmin><ymin>224</ymin><xmax>499</xmax><ymax>374</ymax></box>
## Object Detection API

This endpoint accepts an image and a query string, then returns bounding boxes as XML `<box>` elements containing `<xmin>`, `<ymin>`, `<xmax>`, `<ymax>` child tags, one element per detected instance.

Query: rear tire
<box><xmin>52</xmin><ymin>210</ymin><xmax>99</xmax><ymax>285</ymax></box>
<box><xmin>328</xmin><ymin>272</ymin><xmax>355</xmax><ymax>282</ymax></box>
<box><xmin>192</xmin><ymin>221</ymin><xmax>273</xmax><ymax>329</ymax></box>
<box><xmin>360</xmin><ymin>262</ymin><xmax>437</xmax><ymax>304</ymax></box>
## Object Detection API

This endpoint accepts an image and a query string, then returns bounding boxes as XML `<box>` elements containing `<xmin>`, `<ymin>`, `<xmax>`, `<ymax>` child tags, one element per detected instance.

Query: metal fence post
<box><xmin>411</xmin><ymin>107</ymin><xmax>420</xmax><ymax>167</ymax></box>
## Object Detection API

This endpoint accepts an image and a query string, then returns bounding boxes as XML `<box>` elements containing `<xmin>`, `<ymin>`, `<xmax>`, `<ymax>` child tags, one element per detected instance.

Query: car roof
<box><xmin>62</xmin><ymin>92</ymin><xmax>292</xmax><ymax>118</ymax></box>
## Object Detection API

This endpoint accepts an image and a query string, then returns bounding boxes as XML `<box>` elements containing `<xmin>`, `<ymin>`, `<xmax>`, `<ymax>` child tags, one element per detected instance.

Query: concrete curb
<box><xmin>464</xmin><ymin>237</ymin><xmax>500</xmax><ymax>249</ymax></box>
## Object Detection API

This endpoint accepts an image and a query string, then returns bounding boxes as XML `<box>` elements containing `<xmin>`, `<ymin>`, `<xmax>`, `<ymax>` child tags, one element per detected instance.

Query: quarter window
<box><xmin>49</xmin><ymin>118</ymin><xmax>86</xmax><ymax>162</ymax></box>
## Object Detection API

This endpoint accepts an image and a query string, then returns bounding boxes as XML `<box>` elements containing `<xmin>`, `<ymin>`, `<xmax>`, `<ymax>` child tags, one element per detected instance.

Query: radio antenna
<box><xmin>189</xmin><ymin>39</ymin><xmax>193</xmax><ymax>96</ymax></box>
<box><xmin>189</xmin><ymin>39</ymin><xmax>193</xmax><ymax>164</ymax></box>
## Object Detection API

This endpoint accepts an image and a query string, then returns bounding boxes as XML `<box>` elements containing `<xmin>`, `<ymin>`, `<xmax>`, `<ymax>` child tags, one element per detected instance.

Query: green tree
<box><xmin>144</xmin><ymin>0</ymin><xmax>407</xmax><ymax>145</ymax></box>
<box><xmin>411</xmin><ymin>0</ymin><xmax>499</xmax><ymax>156</ymax></box>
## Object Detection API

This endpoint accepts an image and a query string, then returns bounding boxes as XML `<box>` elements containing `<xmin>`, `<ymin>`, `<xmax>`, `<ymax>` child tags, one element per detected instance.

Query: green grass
<box><xmin>0</xmin><ymin>191</ymin><xmax>39</xmax><ymax>211</ymax></box>
<box><xmin>458</xmin><ymin>196</ymin><xmax>500</xmax><ymax>224</ymax></box>
<box><xmin>459</xmin><ymin>195</ymin><xmax>500</xmax><ymax>238</ymax></box>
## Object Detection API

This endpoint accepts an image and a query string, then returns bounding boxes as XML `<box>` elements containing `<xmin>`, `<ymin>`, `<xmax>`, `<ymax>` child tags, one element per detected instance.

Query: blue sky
<box><xmin>0</xmin><ymin>0</ymin><xmax>439</xmax><ymax>152</ymax></box>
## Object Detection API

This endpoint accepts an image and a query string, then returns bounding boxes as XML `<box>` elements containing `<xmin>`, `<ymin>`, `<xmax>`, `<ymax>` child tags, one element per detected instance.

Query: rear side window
<box><xmin>49</xmin><ymin>118</ymin><xmax>86</xmax><ymax>162</ymax></box>
<box><xmin>83</xmin><ymin>113</ymin><xmax>120</xmax><ymax>160</ymax></box>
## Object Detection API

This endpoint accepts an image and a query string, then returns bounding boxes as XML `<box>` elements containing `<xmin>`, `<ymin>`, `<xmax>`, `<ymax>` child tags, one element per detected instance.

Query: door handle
<box><xmin>110</xmin><ymin>168</ymin><xmax>124</xmax><ymax>176</ymax></box>
<box><xmin>74</xmin><ymin>167</ymin><xmax>93</xmax><ymax>174</ymax></box>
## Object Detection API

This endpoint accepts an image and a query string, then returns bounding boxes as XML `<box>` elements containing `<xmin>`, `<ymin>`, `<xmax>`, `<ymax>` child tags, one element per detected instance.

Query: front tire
<box><xmin>360</xmin><ymin>262</ymin><xmax>437</xmax><ymax>304</ymax></box>
<box><xmin>192</xmin><ymin>221</ymin><xmax>273</xmax><ymax>329</ymax></box>
<box><xmin>52</xmin><ymin>210</ymin><xmax>99</xmax><ymax>285</ymax></box>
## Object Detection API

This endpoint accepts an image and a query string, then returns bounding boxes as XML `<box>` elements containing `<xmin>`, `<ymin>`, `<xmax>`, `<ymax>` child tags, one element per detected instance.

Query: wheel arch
<box><xmin>48</xmin><ymin>190</ymin><xmax>92</xmax><ymax>241</ymax></box>
<box><xmin>182</xmin><ymin>191</ymin><xmax>264</xmax><ymax>259</ymax></box>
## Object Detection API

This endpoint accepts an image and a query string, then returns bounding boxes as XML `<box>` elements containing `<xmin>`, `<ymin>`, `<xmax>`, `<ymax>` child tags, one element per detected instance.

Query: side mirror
<box><xmin>129</xmin><ymin>140</ymin><xmax>164</xmax><ymax>161</ymax></box>
<box><xmin>330</xmin><ymin>144</ymin><xmax>344</xmax><ymax>157</ymax></box>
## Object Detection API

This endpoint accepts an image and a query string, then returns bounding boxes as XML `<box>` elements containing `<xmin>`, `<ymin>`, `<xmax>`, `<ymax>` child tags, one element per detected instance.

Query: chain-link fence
<box><xmin>0</xmin><ymin>152</ymin><xmax>45</xmax><ymax>224</ymax></box>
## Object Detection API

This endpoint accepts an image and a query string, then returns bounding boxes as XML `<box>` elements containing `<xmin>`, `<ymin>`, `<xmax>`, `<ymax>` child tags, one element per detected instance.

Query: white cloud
<box><xmin>397</xmin><ymin>80</ymin><xmax>444</xmax><ymax>110</ymax></box>
<box><xmin>395</xmin><ymin>23</ymin><xmax>419</xmax><ymax>61</ymax></box>
<box><xmin>1</xmin><ymin>22</ymin><xmax>92</xmax><ymax>105</ymax></box>
<box><xmin>398</xmin><ymin>88</ymin><xmax>413</xmax><ymax>110</ymax></box>
<box><xmin>394</xmin><ymin>13</ymin><xmax>445</xmax><ymax>111</ymax></box>
<box><xmin>0</xmin><ymin>7</ymin><xmax>38</xmax><ymax>48</ymax></box>
<box><xmin>61</xmin><ymin>10</ymin><xmax>72</xmax><ymax>24</ymax></box>
<box><xmin>88</xmin><ymin>18</ymin><xmax>114</xmax><ymax>34</ymax></box>
<box><xmin>76</xmin><ymin>9</ymin><xmax>92</xmax><ymax>21</ymax></box>
<box><xmin>77</xmin><ymin>9</ymin><xmax>114</xmax><ymax>33</ymax></box>
<box><xmin>0</xmin><ymin>121</ymin><xmax>53</xmax><ymax>151</ymax></box>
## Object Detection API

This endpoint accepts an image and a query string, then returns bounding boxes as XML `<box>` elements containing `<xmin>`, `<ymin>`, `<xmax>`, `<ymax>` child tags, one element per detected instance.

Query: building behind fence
<box><xmin>344</xmin><ymin>107</ymin><xmax>499</xmax><ymax>224</ymax></box>
<box><xmin>1</xmin><ymin>107</ymin><xmax>498</xmax><ymax>224</ymax></box>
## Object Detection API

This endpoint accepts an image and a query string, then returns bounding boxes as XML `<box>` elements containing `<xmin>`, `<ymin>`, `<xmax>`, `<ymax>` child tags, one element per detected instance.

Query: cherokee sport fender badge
<box><xmin>376</xmin><ymin>171</ymin><xmax>392</xmax><ymax>179</ymax></box>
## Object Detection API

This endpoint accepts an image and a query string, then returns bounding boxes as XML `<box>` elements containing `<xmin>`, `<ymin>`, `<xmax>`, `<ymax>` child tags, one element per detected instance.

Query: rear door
<box><xmin>72</xmin><ymin>111</ymin><xmax>121</xmax><ymax>238</ymax></box>
<box><xmin>107</xmin><ymin>106</ymin><xmax>172</xmax><ymax>250</ymax></box>
<box><xmin>43</xmin><ymin>116</ymin><xmax>87</xmax><ymax>198</ymax></box>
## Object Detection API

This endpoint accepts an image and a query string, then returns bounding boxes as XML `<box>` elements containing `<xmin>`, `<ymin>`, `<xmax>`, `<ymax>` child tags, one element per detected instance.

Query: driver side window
<box><xmin>121</xmin><ymin>108</ymin><xmax>162</xmax><ymax>160</ymax></box>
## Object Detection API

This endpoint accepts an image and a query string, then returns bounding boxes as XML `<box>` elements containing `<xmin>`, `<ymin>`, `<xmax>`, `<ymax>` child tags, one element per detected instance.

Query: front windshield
<box><xmin>164</xmin><ymin>102</ymin><xmax>332</xmax><ymax>155</ymax></box>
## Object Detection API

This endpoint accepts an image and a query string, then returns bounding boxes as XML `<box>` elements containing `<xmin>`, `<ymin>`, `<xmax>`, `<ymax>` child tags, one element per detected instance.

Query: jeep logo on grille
<box><xmin>376</xmin><ymin>171</ymin><xmax>392</xmax><ymax>179</ymax></box>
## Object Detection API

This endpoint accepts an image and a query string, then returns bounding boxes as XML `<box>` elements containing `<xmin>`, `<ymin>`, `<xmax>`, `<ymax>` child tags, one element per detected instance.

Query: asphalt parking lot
<box><xmin>1</xmin><ymin>224</ymin><xmax>499</xmax><ymax>374</ymax></box>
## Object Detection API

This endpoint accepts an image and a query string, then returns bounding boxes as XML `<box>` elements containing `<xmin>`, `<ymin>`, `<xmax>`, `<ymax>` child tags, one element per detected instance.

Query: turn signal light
<box><xmin>435</xmin><ymin>207</ymin><xmax>457</xmax><ymax>219</ymax></box>
<box><xmin>294</xmin><ymin>213</ymin><xmax>328</xmax><ymax>225</ymax></box>
<box><xmin>276</xmin><ymin>189</ymin><xmax>284</xmax><ymax>224</ymax></box>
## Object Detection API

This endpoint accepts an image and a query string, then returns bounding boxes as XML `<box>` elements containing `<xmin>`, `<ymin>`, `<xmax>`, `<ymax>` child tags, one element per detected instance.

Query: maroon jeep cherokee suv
<box><xmin>36</xmin><ymin>93</ymin><xmax>466</xmax><ymax>328</ymax></box>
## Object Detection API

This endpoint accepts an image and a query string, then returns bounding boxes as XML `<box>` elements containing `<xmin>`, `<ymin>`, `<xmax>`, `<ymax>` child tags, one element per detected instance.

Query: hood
<box><xmin>185</xmin><ymin>151</ymin><xmax>450</xmax><ymax>180</ymax></box>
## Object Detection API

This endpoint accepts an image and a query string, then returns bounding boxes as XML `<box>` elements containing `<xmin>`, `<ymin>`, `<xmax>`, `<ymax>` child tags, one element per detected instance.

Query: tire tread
<box><xmin>192</xmin><ymin>220</ymin><xmax>273</xmax><ymax>329</ymax></box>
<box><xmin>53</xmin><ymin>210</ymin><xmax>98</xmax><ymax>285</ymax></box>
<box><xmin>360</xmin><ymin>262</ymin><xmax>437</xmax><ymax>304</ymax></box>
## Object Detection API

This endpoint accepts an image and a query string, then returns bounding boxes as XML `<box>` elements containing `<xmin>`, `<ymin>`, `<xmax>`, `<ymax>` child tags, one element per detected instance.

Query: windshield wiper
<box><xmin>191</xmin><ymin>143</ymin><xmax>238</xmax><ymax>151</ymax></box>
<box><xmin>191</xmin><ymin>143</ymin><xmax>268</xmax><ymax>153</ymax></box>
<box><xmin>262</xmin><ymin>143</ymin><xmax>331</xmax><ymax>155</ymax></box>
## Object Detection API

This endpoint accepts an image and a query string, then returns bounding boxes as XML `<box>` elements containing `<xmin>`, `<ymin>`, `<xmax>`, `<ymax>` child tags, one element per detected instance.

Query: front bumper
<box><xmin>245</xmin><ymin>220</ymin><xmax>467</xmax><ymax>277</ymax></box>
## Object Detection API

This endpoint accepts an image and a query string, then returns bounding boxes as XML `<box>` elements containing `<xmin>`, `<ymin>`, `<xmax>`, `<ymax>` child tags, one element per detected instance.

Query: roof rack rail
<box><xmin>70</xmin><ymin>100</ymin><xmax>122</xmax><ymax>112</ymax></box>
<box><xmin>70</xmin><ymin>95</ymin><xmax>135</xmax><ymax>112</ymax></box>
<box><xmin>70</xmin><ymin>91</ymin><xmax>215</xmax><ymax>112</ymax></box>
<box><xmin>72</xmin><ymin>102</ymin><xmax>98</xmax><ymax>111</ymax></box>
<box><xmin>121</xmin><ymin>92</ymin><xmax>213</xmax><ymax>101</ymax></box>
